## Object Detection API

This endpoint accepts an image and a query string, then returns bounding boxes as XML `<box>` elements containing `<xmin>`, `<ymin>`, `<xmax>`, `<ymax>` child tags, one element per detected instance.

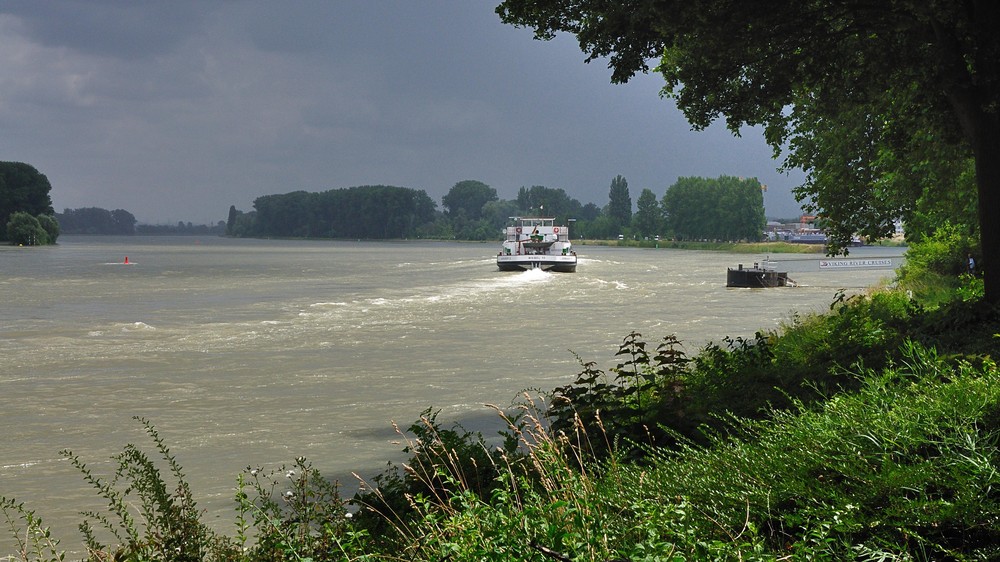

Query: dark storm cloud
<box><xmin>0</xmin><ymin>2</ymin><xmax>804</xmax><ymax>224</ymax></box>
<box><xmin>1</xmin><ymin>0</ymin><xmax>202</xmax><ymax>59</ymax></box>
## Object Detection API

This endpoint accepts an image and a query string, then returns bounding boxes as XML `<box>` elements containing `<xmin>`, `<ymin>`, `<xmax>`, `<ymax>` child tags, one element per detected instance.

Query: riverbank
<box><xmin>574</xmin><ymin>238</ymin><xmax>907</xmax><ymax>253</ymax></box>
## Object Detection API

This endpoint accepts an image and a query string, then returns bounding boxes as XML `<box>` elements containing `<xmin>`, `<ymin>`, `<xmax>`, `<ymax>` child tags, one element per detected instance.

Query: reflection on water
<box><xmin>0</xmin><ymin>236</ymin><xmax>904</xmax><ymax>553</ymax></box>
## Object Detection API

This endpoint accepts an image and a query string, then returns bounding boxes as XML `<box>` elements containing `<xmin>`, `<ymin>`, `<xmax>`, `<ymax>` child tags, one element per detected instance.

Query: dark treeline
<box><xmin>226</xmin><ymin>176</ymin><xmax>768</xmax><ymax>242</ymax></box>
<box><xmin>56</xmin><ymin>207</ymin><xmax>137</xmax><ymax>235</ymax></box>
<box><xmin>0</xmin><ymin>160</ymin><xmax>768</xmax><ymax>244</ymax></box>
<box><xmin>230</xmin><ymin>185</ymin><xmax>437</xmax><ymax>239</ymax></box>
<box><xmin>55</xmin><ymin>208</ymin><xmax>225</xmax><ymax>236</ymax></box>
<box><xmin>136</xmin><ymin>222</ymin><xmax>226</xmax><ymax>235</ymax></box>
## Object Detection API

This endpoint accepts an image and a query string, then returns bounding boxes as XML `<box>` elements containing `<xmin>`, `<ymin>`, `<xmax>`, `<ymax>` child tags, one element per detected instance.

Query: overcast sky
<box><xmin>0</xmin><ymin>1</ymin><xmax>806</xmax><ymax>225</ymax></box>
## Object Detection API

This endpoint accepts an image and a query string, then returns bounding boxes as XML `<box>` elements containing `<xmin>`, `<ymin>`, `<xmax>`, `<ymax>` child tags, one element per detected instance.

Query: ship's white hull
<box><xmin>497</xmin><ymin>253</ymin><xmax>577</xmax><ymax>272</ymax></box>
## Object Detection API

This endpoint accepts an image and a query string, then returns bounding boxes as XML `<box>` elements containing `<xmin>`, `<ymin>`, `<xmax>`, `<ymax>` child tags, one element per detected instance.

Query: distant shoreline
<box><xmin>572</xmin><ymin>239</ymin><xmax>906</xmax><ymax>253</ymax></box>
<box><xmin>54</xmin><ymin>233</ymin><xmax>907</xmax><ymax>255</ymax></box>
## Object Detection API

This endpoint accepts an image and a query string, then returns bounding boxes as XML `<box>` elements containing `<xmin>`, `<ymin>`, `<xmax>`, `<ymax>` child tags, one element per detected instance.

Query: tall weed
<box><xmin>0</xmin><ymin>498</ymin><xmax>66</xmax><ymax>562</ymax></box>
<box><xmin>235</xmin><ymin>457</ymin><xmax>360</xmax><ymax>562</ymax></box>
<box><xmin>62</xmin><ymin>416</ymin><xmax>228</xmax><ymax>561</ymax></box>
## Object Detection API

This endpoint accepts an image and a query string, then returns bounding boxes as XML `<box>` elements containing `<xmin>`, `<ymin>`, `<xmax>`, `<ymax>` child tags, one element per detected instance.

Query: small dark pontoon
<box><xmin>726</xmin><ymin>261</ymin><xmax>790</xmax><ymax>288</ymax></box>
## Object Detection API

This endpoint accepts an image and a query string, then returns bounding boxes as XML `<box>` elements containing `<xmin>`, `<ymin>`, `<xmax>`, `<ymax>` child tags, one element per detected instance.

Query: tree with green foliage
<box><xmin>631</xmin><ymin>188</ymin><xmax>662</xmax><ymax>238</ymax></box>
<box><xmin>579</xmin><ymin>214</ymin><xmax>616</xmax><ymax>240</ymax></box>
<box><xmin>226</xmin><ymin>205</ymin><xmax>239</xmax><ymax>236</ymax></box>
<box><xmin>6</xmin><ymin>211</ymin><xmax>48</xmax><ymax>245</ymax></box>
<box><xmin>899</xmin><ymin>158</ymin><xmax>979</xmax><ymax>247</ymax></box>
<box><xmin>36</xmin><ymin>214</ymin><xmax>59</xmax><ymax>242</ymax></box>
<box><xmin>229</xmin><ymin>210</ymin><xmax>256</xmax><ymax>238</ymax></box>
<box><xmin>662</xmin><ymin>176</ymin><xmax>765</xmax><ymax>241</ymax></box>
<box><xmin>253</xmin><ymin>190</ymin><xmax>314</xmax><ymax>237</ymax></box>
<box><xmin>606</xmin><ymin>174</ymin><xmax>631</xmax><ymax>230</ymax></box>
<box><xmin>442</xmin><ymin>180</ymin><xmax>497</xmax><ymax>221</ymax></box>
<box><xmin>59</xmin><ymin>207</ymin><xmax>137</xmax><ymax>235</ymax></box>
<box><xmin>248</xmin><ymin>185</ymin><xmax>438</xmax><ymax>239</ymax></box>
<box><xmin>110</xmin><ymin>209</ymin><xmax>137</xmax><ymax>234</ymax></box>
<box><xmin>57</xmin><ymin>207</ymin><xmax>113</xmax><ymax>234</ymax></box>
<box><xmin>480</xmin><ymin>199</ymin><xmax>520</xmax><ymax>233</ymax></box>
<box><xmin>724</xmin><ymin>176</ymin><xmax>767</xmax><ymax>241</ymax></box>
<box><xmin>578</xmin><ymin>202</ymin><xmax>601</xmax><ymax>221</ymax></box>
<box><xmin>496</xmin><ymin>1</ymin><xmax>1000</xmax><ymax>303</ymax></box>
<box><xmin>662</xmin><ymin>177</ymin><xmax>709</xmax><ymax>240</ymax></box>
<box><xmin>441</xmin><ymin>180</ymin><xmax>501</xmax><ymax>240</ymax></box>
<box><xmin>0</xmin><ymin>161</ymin><xmax>55</xmax><ymax>243</ymax></box>
<box><xmin>515</xmin><ymin>185</ymin><xmax>582</xmax><ymax>222</ymax></box>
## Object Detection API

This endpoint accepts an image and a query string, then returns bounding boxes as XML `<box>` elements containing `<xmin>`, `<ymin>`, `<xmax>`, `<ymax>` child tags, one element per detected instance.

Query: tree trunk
<box><xmin>974</xmin><ymin>122</ymin><xmax>1000</xmax><ymax>304</ymax></box>
<box><xmin>945</xmin><ymin>5</ymin><xmax>1000</xmax><ymax>304</ymax></box>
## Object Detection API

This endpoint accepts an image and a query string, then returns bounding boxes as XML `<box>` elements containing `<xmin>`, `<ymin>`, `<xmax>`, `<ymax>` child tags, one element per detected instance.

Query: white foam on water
<box><xmin>592</xmin><ymin>278</ymin><xmax>629</xmax><ymax>290</ymax></box>
<box><xmin>518</xmin><ymin>268</ymin><xmax>553</xmax><ymax>282</ymax></box>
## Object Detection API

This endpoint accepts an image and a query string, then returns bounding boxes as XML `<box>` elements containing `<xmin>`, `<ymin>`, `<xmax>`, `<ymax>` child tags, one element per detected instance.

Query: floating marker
<box><xmin>124</xmin><ymin>256</ymin><xmax>129</xmax><ymax>264</ymax></box>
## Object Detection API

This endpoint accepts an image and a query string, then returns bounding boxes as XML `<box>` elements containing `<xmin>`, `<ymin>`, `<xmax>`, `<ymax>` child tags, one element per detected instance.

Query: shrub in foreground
<box><xmin>391</xmin><ymin>342</ymin><xmax>1000</xmax><ymax>560</ymax></box>
<box><xmin>612</xmin><ymin>341</ymin><xmax>1000</xmax><ymax>559</ymax></box>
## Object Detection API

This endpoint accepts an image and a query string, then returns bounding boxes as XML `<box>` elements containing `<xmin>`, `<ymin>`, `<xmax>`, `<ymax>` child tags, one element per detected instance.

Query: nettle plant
<box><xmin>547</xmin><ymin>332</ymin><xmax>691</xmax><ymax>460</ymax></box>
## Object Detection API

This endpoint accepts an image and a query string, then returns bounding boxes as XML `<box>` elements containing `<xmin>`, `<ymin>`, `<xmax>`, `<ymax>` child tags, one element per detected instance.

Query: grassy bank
<box><xmin>4</xmin><ymin>275</ymin><xmax>998</xmax><ymax>561</ymax></box>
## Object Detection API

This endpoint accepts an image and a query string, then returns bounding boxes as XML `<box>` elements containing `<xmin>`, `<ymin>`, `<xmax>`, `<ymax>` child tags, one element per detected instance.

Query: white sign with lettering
<box><xmin>819</xmin><ymin>258</ymin><xmax>893</xmax><ymax>269</ymax></box>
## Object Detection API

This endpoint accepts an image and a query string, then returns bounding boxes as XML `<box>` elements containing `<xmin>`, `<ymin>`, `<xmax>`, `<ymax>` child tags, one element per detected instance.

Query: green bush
<box><xmin>541</xmin><ymin>292</ymin><xmax>919</xmax><ymax>460</ymax></box>
<box><xmin>615</xmin><ymin>341</ymin><xmax>1000</xmax><ymax>559</ymax></box>
<box><xmin>1</xmin><ymin>498</ymin><xmax>65</xmax><ymax>562</ymax></box>
<box><xmin>770</xmin><ymin>290</ymin><xmax>919</xmax><ymax>377</ymax></box>
<box><xmin>36</xmin><ymin>214</ymin><xmax>60</xmax><ymax>243</ymax></box>
<box><xmin>6</xmin><ymin>211</ymin><xmax>50</xmax><ymax>246</ymax></box>
<box><xmin>900</xmin><ymin>222</ymin><xmax>977</xmax><ymax>277</ymax></box>
<box><xmin>897</xmin><ymin>222</ymin><xmax>979</xmax><ymax>304</ymax></box>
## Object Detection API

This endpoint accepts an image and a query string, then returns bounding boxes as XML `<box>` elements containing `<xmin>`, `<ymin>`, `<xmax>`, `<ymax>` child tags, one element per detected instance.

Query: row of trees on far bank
<box><xmin>0</xmin><ymin>157</ymin><xmax>766</xmax><ymax>245</ymax></box>
<box><xmin>55</xmin><ymin>207</ymin><xmax>226</xmax><ymax>235</ymax></box>
<box><xmin>228</xmin><ymin>185</ymin><xmax>439</xmax><ymax>239</ymax></box>
<box><xmin>226</xmin><ymin>175</ymin><xmax>768</xmax><ymax>242</ymax></box>
<box><xmin>56</xmin><ymin>207</ymin><xmax>137</xmax><ymax>235</ymax></box>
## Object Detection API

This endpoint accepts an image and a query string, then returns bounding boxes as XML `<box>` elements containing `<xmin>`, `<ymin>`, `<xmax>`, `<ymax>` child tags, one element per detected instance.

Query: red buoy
<box><xmin>124</xmin><ymin>256</ymin><xmax>129</xmax><ymax>264</ymax></box>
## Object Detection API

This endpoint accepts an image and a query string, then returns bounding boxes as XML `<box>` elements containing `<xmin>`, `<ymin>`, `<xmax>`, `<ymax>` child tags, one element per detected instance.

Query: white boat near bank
<box><xmin>497</xmin><ymin>217</ymin><xmax>577</xmax><ymax>272</ymax></box>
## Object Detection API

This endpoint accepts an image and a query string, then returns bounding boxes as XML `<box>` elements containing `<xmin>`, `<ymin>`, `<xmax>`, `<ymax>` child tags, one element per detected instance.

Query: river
<box><xmin>0</xmin><ymin>236</ymin><xmax>904</xmax><ymax>554</ymax></box>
